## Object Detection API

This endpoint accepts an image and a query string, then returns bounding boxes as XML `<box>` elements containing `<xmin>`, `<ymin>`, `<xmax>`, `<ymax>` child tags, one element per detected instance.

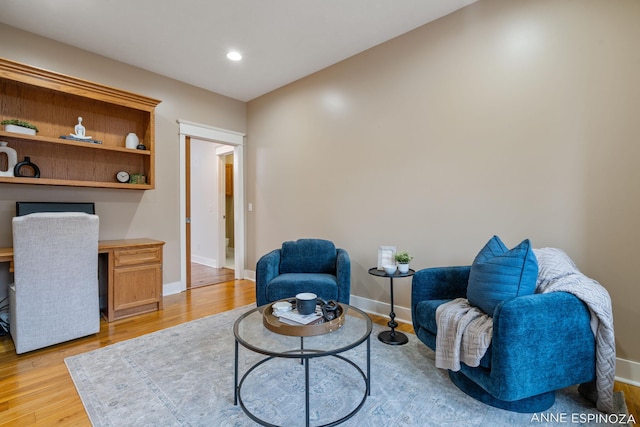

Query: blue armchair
<box><xmin>411</xmin><ymin>266</ymin><xmax>596</xmax><ymax>412</ymax></box>
<box><xmin>256</xmin><ymin>239</ymin><xmax>350</xmax><ymax>307</ymax></box>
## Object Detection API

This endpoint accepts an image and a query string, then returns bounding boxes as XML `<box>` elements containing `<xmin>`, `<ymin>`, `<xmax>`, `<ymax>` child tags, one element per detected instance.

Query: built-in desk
<box><xmin>0</xmin><ymin>238</ymin><xmax>164</xmax><ymax>322</ymax></box>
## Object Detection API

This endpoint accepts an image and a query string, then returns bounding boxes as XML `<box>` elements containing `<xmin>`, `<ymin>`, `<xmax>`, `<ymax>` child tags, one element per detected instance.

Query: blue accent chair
<box><xmin>411</xmin><ymin>266</ymin><xmax>596</xmax><ymax>413</ymax></box>
<box><xmin>256</xmin><ymin>239</ymin><xmax>350</xmax><ymax>307</ymax></box>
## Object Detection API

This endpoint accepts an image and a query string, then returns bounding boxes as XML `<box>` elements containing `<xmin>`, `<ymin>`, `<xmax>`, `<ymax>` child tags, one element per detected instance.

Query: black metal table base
<box><xmin>234</xmin><ymin>337</ymin><xmax>371</xmax><ymax>427</ymax></box>
<box><xmin>378</xmin><ymin>330</ymin><xmax>408</xmax><ymax>345</ymax></box>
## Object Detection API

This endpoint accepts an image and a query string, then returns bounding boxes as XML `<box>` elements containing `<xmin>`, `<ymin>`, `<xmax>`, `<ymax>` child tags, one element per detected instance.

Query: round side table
<box><xmin>368</xmin><ymin>267</ymin><xmax>415</xmax><ymax>345</ymax></box>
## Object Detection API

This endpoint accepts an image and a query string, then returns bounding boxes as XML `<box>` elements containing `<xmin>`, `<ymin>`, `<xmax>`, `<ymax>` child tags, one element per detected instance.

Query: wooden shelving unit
<box><xmin>0</xmin><ymin>57</ymin><xmax>161</xmax><ymax>189</ymax></box>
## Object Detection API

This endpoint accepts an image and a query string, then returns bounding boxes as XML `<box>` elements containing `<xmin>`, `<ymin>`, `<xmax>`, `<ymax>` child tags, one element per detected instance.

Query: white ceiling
<box><xmin>0</xmin><ymin>0</ymin><xmax>476</xmax><ymax>102</ymax></box>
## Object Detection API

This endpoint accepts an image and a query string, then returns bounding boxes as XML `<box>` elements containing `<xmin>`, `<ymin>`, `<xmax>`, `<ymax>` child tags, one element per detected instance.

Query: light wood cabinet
<box><xmin>0</xmin><ymin>58</ymin><xmax>161</xmax><ymax>189</ymax></box>
<box><xmin>99</xmin><ymin>239</ymin><xmax>165</xmax><ymax>321</ymax></box>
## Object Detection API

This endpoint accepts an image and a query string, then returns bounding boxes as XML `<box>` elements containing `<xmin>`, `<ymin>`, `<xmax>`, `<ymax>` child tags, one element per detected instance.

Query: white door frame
<box><xmin>178</xmin><ymin>119</ymin><xmax>246</xmax><ymax>291</ymax></box>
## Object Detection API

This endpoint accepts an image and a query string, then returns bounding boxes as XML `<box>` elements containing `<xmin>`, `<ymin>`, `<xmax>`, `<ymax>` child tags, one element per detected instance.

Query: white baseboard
<box><xmin>191</xmin><ymin>256</ymin><xmax>218</xmax><ymax>268</ymax></box>
<box><xmin>163</xmin><ymin>281</ymin><xmax>184</xmax><ymax>296</ymax></box>
<box><xmin>349</xmin><ymin>294</ymin><xmax>412</xmax><ymax>325</ymax></box>
<box><xmin>616</xmin><ymin>357</ymin><xmax>640</xmax><ymax>386</ymax></box>
<box><xmin>244</xmin><ymin>270</ymin><xmax>256</xmax><ymax>281</ymax></box>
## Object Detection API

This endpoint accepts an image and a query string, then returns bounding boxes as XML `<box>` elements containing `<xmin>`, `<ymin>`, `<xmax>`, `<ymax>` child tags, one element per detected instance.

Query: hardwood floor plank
<box><xmin>190</xmin><ymin>262</ymin><xmax>235</xmax><ymax>288</ymax></box>
<box><xmin>34</xmin><ymin>396</ymin><xmax>87</xmax><ymax>426</ymax></box>
<box><xmin>0</xmin><ymin>413</ymin><xmax>35</xmax><ymax>427</ymax></box>
<box><xmin>0</xmin><ymin>279</ymin><xmax>637</xmax><ymax>425</ymax></box>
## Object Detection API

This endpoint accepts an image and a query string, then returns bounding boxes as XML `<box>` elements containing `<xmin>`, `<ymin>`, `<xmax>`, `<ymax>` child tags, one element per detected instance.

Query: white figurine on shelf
<box><xmin>74</xmin><ymin>117</ymin><xmax>85</xmax><ymax>137</ymax></box>
<box><xmin>70</xmin><ymin>116</ymin><xmax>91</xmax><ymax>139</ymax></box>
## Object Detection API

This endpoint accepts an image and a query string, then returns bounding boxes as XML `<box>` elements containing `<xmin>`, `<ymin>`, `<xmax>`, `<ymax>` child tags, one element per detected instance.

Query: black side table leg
<box><xmin>378</xmin><ymin>276</ymin><xmax>408</xmax><ymax>345</ymax></box>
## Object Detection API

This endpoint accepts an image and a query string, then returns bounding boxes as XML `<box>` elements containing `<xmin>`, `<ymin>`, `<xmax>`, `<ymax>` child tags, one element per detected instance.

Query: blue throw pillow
<box><xmin>467</xmin><ymin>235</ymin><xmax>538</xmax><ymax>315</ymax></box>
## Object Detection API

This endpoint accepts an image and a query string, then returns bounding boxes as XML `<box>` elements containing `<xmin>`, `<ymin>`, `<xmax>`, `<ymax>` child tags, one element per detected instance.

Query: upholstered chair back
<box><xmin>10</xmin><ymin>212</ymin><xmax>100</xmax><ymax>354</ymax></box>
<box><xmin>279</xmin><ymin>239</ymin><xmax>337</xmax><ymax>274</ymax></box>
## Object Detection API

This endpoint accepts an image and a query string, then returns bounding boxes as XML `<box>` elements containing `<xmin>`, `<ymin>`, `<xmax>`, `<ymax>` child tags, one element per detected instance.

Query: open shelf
<box><xmin>0</xmin><ymin>131</ymin><xmax>152</xmax><ymax>155</ymax></box>
<box><xmin>0</xmin><ymin>176</ymin><xmax>152</xmax><ymax>190</ymax></box>
<box><xmin>0</xmin><ymin>57</ymin><xmax>160</xmax><ymax>190</ymax></box>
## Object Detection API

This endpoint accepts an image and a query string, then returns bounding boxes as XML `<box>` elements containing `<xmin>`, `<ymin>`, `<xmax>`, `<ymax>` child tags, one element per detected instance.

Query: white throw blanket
<box><xmin>435</xmin><ymin>248</ymin><xmax>615</xmax><ymax>413</ymax></box>
<box><xmin>435</xmin><ymin>298</ymin><xmax>492</xmax><ymax>371</ymax></box>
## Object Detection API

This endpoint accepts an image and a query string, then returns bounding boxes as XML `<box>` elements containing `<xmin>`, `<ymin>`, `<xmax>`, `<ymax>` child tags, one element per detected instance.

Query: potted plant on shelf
<box><xmin>395</xmin><ymin>251</ymin><xmax>413</xmax><ymax>274</ymax></box>
<box><xmin>129</xmin><ymin>173</ymin><xmax>146</xmax><ymax>185</ymax></box>
<box><xmin>2</xmin><ymin>119</ymin><xmax>39</xmax><ymax>135</ymax></box>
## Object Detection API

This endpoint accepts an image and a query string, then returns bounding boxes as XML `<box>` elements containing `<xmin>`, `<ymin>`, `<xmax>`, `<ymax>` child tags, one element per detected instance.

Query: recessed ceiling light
<box><xmin>226</xmin><ymin>51</ymin><xmax>242</xmax><ymax>61</ymax></box>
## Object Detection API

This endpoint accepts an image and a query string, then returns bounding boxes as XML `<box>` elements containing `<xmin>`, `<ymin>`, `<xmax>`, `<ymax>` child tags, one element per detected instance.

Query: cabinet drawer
<box><xmin>114</xmin><ymin>246</ymin><xmax>162</xmax><ymax>267</ymax></box>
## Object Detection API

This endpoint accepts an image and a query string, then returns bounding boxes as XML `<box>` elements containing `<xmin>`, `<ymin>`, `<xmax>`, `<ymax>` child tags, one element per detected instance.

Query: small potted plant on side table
<box><xmin>395</xmin><ymin>250</ymin><xmax>413</xmax><ymax>274</ymax></box>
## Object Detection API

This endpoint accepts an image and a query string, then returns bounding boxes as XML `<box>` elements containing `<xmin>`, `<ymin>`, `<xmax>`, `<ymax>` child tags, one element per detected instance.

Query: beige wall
<box><xmin>0</xmin><ymin>23</ymin><xmax>246</xmax><ymax>287</ymax></box>
<box><xmin>247</xmin><ymin>0</ymin><xmax>640</xmax><ymax>365</ymax></box>
<box><xmin>2</xmin><ymin>0</ymin><xmax>639</xmax><ymax>369</ymax></box>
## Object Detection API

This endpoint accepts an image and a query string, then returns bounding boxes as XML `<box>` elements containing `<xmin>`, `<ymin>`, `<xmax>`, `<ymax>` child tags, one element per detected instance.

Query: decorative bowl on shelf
<box><xmin>383</xmin><ymin>264</ymin><xmax>397</xmax><ymax>275</ymax></box>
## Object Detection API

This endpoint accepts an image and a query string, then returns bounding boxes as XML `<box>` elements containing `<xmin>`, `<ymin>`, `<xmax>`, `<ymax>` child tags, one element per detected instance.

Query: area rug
<box><xmin>65</xmin><ymin>305</ymin><xmax>629</xmax><ymax>426</ymax></box>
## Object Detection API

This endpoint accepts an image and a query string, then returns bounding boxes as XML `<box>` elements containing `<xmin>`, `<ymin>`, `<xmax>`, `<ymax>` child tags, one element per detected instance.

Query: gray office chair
<box><xmin>9</xmin><ymin>212</ymin><xmax>100</xmax><ymax>354</ymax></box>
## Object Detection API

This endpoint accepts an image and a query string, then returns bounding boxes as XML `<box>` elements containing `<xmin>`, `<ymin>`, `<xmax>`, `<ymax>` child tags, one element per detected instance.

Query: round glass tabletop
<box><xmin>234</xmin><ymin>303</ymin><xmax>372</xmax><ymax>358</ymax></box>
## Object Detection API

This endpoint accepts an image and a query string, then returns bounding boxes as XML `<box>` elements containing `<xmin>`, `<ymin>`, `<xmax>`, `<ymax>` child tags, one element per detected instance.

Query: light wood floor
<box><xmin>190</xmin><ymin>262</ymin><xmax>235</xmax><ymax>288</ymax></box>
<box><xmin>0</xmin><ymin>280</ymin><xmax>637</xmax><ymax>425</ymax></box>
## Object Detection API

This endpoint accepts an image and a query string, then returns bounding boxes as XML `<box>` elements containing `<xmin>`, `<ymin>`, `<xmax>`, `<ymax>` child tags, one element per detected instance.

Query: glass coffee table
<box><xmin>233</xmin><ymin>302</ymin><xmax>372</xmax><ymax>427</ymax></box>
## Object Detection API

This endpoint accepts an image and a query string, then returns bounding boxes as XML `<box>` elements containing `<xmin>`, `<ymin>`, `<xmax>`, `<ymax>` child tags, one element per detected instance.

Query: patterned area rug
<box><xmin>65</xmin><ymin>305</ymin><xmax>628</xmax><ymax>426</ymax></box>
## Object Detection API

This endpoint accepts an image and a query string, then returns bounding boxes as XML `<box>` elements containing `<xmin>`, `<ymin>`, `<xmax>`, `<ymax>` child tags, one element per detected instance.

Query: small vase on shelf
<box><xmin>397</xmin><ymin>263</ymin><xmax>410</xmax><ymax>274</ymax></box>
<box><xmin>125</xmin><ymin>133</ymin><xmax>139</xmax><ymax>149</ymax></box>
<box><xmin>0</xmin><ymin>141</ymin><xmax>18</xmax><ymax>177</ymax></box>
<box><xmin>14</xmin><ymin>156</ymin><xmax>40</xmax><ymax>178</ymax></box>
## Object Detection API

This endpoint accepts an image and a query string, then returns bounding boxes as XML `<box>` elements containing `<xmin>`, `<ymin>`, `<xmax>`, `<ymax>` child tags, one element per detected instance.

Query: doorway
<box><xmin>187</xmin><ymin>138</ymin><xmax>235</xmax><ymax>288</ymax></box>
<box><xmin>178</xmin><ymin>120</ymin><xmax>245</xmax><ymax>293</ymax></box>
